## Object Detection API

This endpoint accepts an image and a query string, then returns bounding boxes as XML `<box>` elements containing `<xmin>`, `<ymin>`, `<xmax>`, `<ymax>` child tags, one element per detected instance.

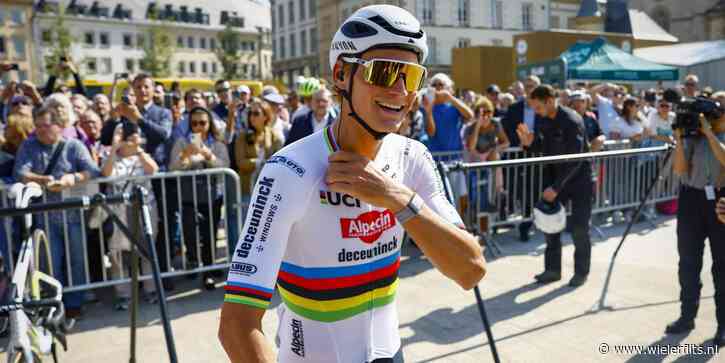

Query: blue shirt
<box><xmin>427</xmin><ymin>103</ymin><xmax>464</xmax><ymax>153</ymax></box>
<box><xmin>524</xmin><ymin>105</ymin><xmax>536</xmax><ymax>130</ymax></box>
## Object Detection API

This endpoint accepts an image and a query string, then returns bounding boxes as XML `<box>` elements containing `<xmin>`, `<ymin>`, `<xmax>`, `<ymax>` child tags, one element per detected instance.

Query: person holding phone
<box><xmin>169</xmin><ymin>107</ymin><xmax>229</xmax><ymax>290</ymax></box>
<box><xmin>42</xmin><ymin>56</ymin><xmax>87</xmax><ymax>97</ymax></box>
<box><xmin>234</xmin><ymin>98</ymin><xmax>283</xmax><ymax>196</ymax></box>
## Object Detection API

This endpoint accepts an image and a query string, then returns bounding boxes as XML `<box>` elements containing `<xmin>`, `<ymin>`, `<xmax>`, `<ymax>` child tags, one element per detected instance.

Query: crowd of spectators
<box><xmin>0</xmin><ymin>58</ymin><xmax>722</xmax><ymax>317</ymax></box>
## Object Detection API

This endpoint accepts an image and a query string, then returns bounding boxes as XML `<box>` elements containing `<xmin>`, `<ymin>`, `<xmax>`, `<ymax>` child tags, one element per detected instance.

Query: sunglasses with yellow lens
<box><xmin>342</xmin><ymin>57</ymin><xmax>427</xmax><ymax>93</ymax></box>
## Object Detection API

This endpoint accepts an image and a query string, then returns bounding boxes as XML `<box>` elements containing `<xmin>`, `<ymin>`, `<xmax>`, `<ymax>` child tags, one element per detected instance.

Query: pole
<box><xmin>436</xmin><ymin>162</ymin><xmax>501</xmax><ymax>363</ymax></box>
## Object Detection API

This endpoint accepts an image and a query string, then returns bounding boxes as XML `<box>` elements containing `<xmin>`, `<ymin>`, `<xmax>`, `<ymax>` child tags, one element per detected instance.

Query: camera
<box><xmin>664</xmin><ymin>88</ymin><xmax>724</xmax><ymax>137</ymax></box>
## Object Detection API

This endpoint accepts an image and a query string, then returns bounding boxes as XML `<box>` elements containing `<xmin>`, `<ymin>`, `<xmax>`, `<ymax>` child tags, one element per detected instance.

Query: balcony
<box><xmin>35</xmin><ymin>0</ymin><xmax>60</xmax><ymax>14</ymax></box>
<box><xmin>87</xmin><ymin>1</ymin><xmax>110</xmax><ymax>18</ymax></box>
<box><xmin>148</xmin><ymin>3</ymin><xmax>209</xmax><ymax>25</ymax></box>
<box><xmin>220</xmin><ymin>11</ymin><xmax>245</xmax><ymax>28</ymax></box>
<box><xmin>112</xmin><ymin>4</ymin><xmax>132</xmax><ymax>20</ymax></box>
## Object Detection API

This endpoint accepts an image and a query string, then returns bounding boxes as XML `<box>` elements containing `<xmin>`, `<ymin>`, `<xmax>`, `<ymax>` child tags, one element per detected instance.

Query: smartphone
<box><xmin>9</xmin><ymin>64</ymin><xmax>19</xmax><ymax>71</ymax></box>
<box><xmin>191</xmin><ymin>133</ymin><xmax>202</xmax><ymax>147</ymax></box>
<box><xmin>121</xmin><ymin>95</ymin><xmax>131</xmax><ymax>105</ymax></box>
<box><xmin>232</xmin><ymin>90</ymin><xmax>241</xmax><ymax>99</ymax></box>
<box><xmin>426</xmin><ymin>87</ymin><xmax>436</xmax><ymax>102</ymax></box>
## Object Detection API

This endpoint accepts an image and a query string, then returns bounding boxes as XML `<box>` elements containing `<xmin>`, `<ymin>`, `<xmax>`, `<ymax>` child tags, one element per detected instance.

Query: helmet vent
<box><xmin>341</xmin><ymin>21</ymin><xmax>378</xmax><ymax>38</ymax></box>
<box><xmin>368</xmin><ymin>15</ymin><xmax>424</xmax><ymax>39</ymax></box>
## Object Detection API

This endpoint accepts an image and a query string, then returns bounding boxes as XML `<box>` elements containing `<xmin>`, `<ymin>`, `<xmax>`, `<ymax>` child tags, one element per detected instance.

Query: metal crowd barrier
<box><xmin>437</xmin><ymin>144</ymin><xmax>678</xmax><ymax>244</ymax></box>
<box><xmin>0</xmin><ymin>168</ymin><xmax>244</xmax><ymax>293</ymax></box>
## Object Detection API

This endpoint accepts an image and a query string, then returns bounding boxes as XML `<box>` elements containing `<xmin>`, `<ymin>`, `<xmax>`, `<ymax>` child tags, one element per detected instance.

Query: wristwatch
<box><xmin>73</xmin><ymin>173</ymin><xmax>82</xmax><ymax>184</ymax></box>
<box><xmin>395</xmin><ymin>193</ymin><xmax>424</xmax><ymax>224</ymax></box>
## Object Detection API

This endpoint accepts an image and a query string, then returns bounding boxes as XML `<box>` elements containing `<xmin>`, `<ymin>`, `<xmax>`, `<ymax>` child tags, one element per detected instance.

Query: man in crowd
<box><xmin>154</xmin><ymin>82</ymin><xmax>166</xmax><ymax>107</ymax></box>
<box><xmin>517</xmin><ymin>85</ymin><xmax>593</xmax><ymax>287</ymax></box>
<box><xmin>590</xmin><ymin>82</ymin><xmax>626</xmax><ymax>136</ymax></box>
<box><xmin>92</xmin><ymin>94</ymin><xmax>113</xmax><ymax>124</ymax></box>
<box><xmin>285</xmin><ymin>88</ymin><xmax>335</xmax><ymax>146</ymax></box>
<box><xmin>570</xmin><ymin>90</ymin><xmax>605</xmax><ymax>152</ymax></box>
<box><xmin>684</xmin><ymin>74</ymin><xmax>700</xmax><ymax>98</ymax></box>
<box><xmin>213</xmin><ymin>80</ymin><xmax>234</xmax><ymax>121</ymax></box>
<box><xmin>485</xmin><ymin>84</ymin><xmax>505</xmax><ymax>118</ymax></box>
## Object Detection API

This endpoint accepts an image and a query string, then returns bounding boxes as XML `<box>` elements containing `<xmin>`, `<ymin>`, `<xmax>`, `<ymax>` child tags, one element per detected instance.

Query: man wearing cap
<box><xmin>486</xmin><ymin>84</ymin><xmax>505</xmax><ymax>118</ymax></box>
<box><xmin>262</xmin><ymin>90</ymin><xmax>289</xmax><ymax>143</ymax></box>
<box><xmin>570</xmin><ymin>90</ymin><xmax>605</xmax><ymax>152</ymax></box>
<box><xmin>213</xmin><ymin>80</ymin><xmax>234</xmax><ymax>121</ymax></box>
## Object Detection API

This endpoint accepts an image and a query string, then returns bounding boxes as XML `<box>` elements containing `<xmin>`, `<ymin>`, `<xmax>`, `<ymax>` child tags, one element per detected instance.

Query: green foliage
<box><xmin>140</xmin><ymin>26</ymin><xmax>175</xmax><ymax>77</ymax></box>
<box><xmin>45</xmin><ymin>8</ymin><xmax>74</xmax><ymax>78</ymax></box>
<box><xmin>215</xmin><ymin>24</ymin><xmax>243</xmax><ymax>79</ymax></box>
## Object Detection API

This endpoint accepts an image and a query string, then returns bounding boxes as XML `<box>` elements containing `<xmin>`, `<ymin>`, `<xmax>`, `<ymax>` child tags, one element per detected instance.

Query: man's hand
<box><xmin>717</xmin><ymin>197</ymin><xmax>725</xmax><ymax>224</ymax></box>
<box><xmin>435</xmin><ymin>90</ymin><xmax>453</xmax><ymax>104</ymax></box>
<box><xmin>542</xmin><ymin>187</ymin><xmax>558</xmax><ymax>203</ymax></box>
<box><xmin>700</xmin><ymin>114</ymin><xmax>713</xmax><ymax>135</ymax></box>
<box><xmin>422</xmin><ymin>91</ymin><xmax>433</xmax><ymax>113</ymax></box>
<box><xmin>36</xmin><ymin>175</ymin><xmax>55</xmax><ymax>186</ymax></box>
<box><xmin>326</xmin><ymin>151</ymin><xmax>413</xmax><ymax>212</ymax></box>
<box><xmin>47</xmin><ymin>174</ymin><xmax>75</xmax><ymax>192</ymax></box>
<box><xmin>516</xmin><ymin>123</ymin><xmax>534</xmax><ymax>147</ymax></box>
<box><xmin>115</xmin><ymin>103</ymin><xmax>142</xmax><ymax>123</ymax></box>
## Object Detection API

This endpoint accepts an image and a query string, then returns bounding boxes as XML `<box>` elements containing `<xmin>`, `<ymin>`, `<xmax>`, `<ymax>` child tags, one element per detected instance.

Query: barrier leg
<box><xmin>129</xmin><ymin>247</ymin><xmax>139</xmax><ymax>363</ymax></box>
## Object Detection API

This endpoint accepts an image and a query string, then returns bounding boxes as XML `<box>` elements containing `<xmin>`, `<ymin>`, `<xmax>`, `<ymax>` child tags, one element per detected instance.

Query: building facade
<box><xmin>0</xmin><ymin>0</ymin><xmax>36</xmax><ymax>83</ymax></box>
<box><xmin>308</xmin><ymin>0</ymin><xmax>551</xmax><ymax>83</ymax></box>
<box><xmin>270</xmin><ymin>0</ymin><xmax>321</xmax><ymax>87</ymax></box>
<box><xmin>550</xmin><ymin>0</ymin><xmax>581</xmax><ymax>30</ymax></box>
<box><xmin>629</xmin><ymin>0</ymin><xmax>725</xmax><ymax>42</ymax></box>
<box><xmin>33</xmin><ymin>0</ymin><xmax>272</xmax><ymax>83</ymax></box>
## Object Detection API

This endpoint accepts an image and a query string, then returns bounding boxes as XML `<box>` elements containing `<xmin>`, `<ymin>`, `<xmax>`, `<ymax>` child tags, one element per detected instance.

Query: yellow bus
<box><xmin>68</xmin><ymin>78</ymin><xmax>263</xmax><ymax>101</ymax></box>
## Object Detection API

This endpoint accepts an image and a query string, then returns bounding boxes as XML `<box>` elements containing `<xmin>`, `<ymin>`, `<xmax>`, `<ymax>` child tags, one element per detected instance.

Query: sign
<box><xmin>516</xmin><ymin>39</ymin><xmax>528</xmax><ymax>55</ymax></box>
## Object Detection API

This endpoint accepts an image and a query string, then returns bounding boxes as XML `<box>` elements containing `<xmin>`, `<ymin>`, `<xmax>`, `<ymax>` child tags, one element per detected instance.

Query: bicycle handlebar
<box><xmin>0</xmin><ymin>298</ymin><xmax>62</xmax><ymax>315</ymax></box>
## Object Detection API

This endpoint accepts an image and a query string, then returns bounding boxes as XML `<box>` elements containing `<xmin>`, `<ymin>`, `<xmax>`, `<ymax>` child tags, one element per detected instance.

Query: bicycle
<box><xmin>0</xmin><ymin>182</ymin><xmax>73</xmax><ymax>362</ymax></box>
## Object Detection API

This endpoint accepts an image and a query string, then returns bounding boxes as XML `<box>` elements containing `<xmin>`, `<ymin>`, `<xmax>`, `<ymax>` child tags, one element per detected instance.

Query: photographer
<box><xmin>517</xmin><ymin>85</ymin><xmax>593</xmax><ymax>287</ymax></box>
<box><xmin>668</xmin><ymin>109</ymin><xmax>725</xmax><ymax>347</ymax></box>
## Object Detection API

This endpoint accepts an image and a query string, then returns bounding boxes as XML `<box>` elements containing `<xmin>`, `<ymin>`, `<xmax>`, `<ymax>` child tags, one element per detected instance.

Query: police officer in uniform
<box><xmin>516</xmin><ymin>85</ymin><xmax>593</xmax><ymax>287</ymax></box>
<box><xmin>667</xmin><ymin>112</ymin><xmax>725</xmax><ymax>348</ymax></box>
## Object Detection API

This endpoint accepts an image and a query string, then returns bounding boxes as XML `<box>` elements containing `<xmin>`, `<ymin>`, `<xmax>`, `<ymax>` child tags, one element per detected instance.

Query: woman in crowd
<box><xmin>609</xmin><ymin>97</ymin><xmax>644</xmax><ymax>142</ymax></box>
<box><xmin>100</xmin><ymin>122</ymin><xmax>159</xmax><ymax>310</ymax></box>
<box><xmin>169</xmin><ymin>107</ymin><xmax>229</xmax><ymax>290</ymax></box>
<box><xmin>462</xmin><ymin>97</ymin><xmax>510</xmax><ymax>212</ymax></box>
<box><xmin>44</xmin><ymin>93</ymin><xmax>88</xmax><ymax>144</ymax></box>
<box><xmin>2</xmin><ymin>113</ymin><xmax>35</xmax><ymax>157</ymax></box>
<box><xmin>234</xmin><ymin>98</ymin><xmax>283</xmax><ymax>198</ymax></box>
<box><xmin>644</xmin><ymin>98</ymin><xmax>676</xmax><ymax>145</ymax></box>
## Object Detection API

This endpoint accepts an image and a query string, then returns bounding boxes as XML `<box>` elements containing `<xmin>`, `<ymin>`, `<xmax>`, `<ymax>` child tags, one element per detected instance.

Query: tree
<box><xmin>140</xmin><ymin>26</ymin><xmax>174</xmax><ymax>77</ymax></box>
<box><xmin>44</xmin><ymin>7</ymin><xmax>74</xmax><ymax>78</ymax></box>
<box><xmin>215</xmin><ymin>24</ymin><xmax>243</xmax><ymax>79</ymax></box>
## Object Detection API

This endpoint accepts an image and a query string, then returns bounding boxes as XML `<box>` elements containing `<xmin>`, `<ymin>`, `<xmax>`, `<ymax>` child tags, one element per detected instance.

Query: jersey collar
<box><xmin>323</xmin><ymin>126</ymin><xmax>340</xmax><ymax>153</ymax></box>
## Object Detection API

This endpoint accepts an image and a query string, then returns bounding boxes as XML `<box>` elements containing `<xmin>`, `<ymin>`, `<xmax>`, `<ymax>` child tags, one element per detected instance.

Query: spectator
<box><xmin>644</xmin><ymin>99</ymin><xmax>676</xmax><ymax>145</ymax></box>
<box><xmin>499</xmin><ymin>93</ymin><xmax>515</xmax><ymax>114</ymax></box>
<box><xmin>235</xmin><ymin>99</ymin><xmax>283</xmax><ymax>197</ymax></box>
<box><xmin>286</xmin><ymin>90</ymin><xmax>301</xmax><ymax>116</ymax></box>
<box><xmin>292</xmin><ymin>78</ymin><xmax>322</xmax><ymax>121</ymax></box>
<box><xmin>510</xmin><ymin>81</ymin><xmax>525</xmax><ymax>101</ymax></box>
<box><xmin>570</xmin><ymin>91</ymin><xmax>605</xmax><ymax>152</ymax></box>
<box><xmin>13</xmin><ymin>106</ymin><xmax>100</xmax><ymax>318</ymax></box>
<box><xmin>169</xmin><ymin>107</ymin><xmax>229</xmax><ymax>290</ymax></box>
<box><xmin>3</xmin><ymin>113</ymin><xmax>34</xmax><ymax>156</ymax></box>
<box><xmin>683</xmin><ymin>74</ymin><xmax>700</xmax><ymax>98</ymax></box>
<box><xmin>608</xmin><ymin>97</ymin><xmax>644</xmax><ymax>142</ymax></box>
<box><xmin>212</xmin><ymin>80</ymin><xmax>234</xmax><ymax>120</ymax></box>
<box><xmin>285</xmin><ymin>88</ymin><xmax>335</xmax><ymax>146</ymax></box>
<box><xmin>486</xmin><ymin>85</ymin><xmax>505</xmax><ymax>118</ymax></box>
<box><xmin>70</xmin><ymin>94</ymin><xmax>89</xmax><ymax>118</ymax></box>
<box><xmin>172</xmin><ymin>88</ymin><xmax>225</xmax><ymax>140</ymax></box>
<box><xmin>92</xmin><ymin>94</ymin><xmax>112</xmax><ymax>124</ymax></box>
<box><xmin>642</xmin><ymin>89</ymin><xmax>658</xmax><ymax>118</ymax></box>
<box><xmin>153</xmin><ymin>82</ymin><xmax>166</xmax><ymax>107</ymax></box>
<box><xmin>590</xmin><ymin>82</ymin><xmax>626</xmax><ymax>136</ymax></box>
<box><xmin>100</xmin><ymin>122</ymin><xmax>159</xmax><ymax>309</ymax></box>
<box><xmin>712</xmin><ymin>91</ymin><xmax>725</xmax><ymax>106</ymax></box>
<box><xmin>262</xmin><ymin>91</ymin><xmax>289</xmax><ymax>144</ymax></box>
<box><xmin>462</xmin><ymin>89</ymin><xmax>477</xmax><ymax>110</ymax></box>
<box><xmin>463</xmin><ymin>97</ymin><xmax>510</xmax><ymax>198</ymax></box>
<box><xmin>44</xmin><ymin>93</ymin><xmax>88</xmax><ymax>144</ymax></box>
<box><xmin>79</xmin><ymin>110</ymin><xmax>106</xmax><ymax>163</ymax></box>
<box><xmin>42</xmin><ymin>59</ymin><xmax>87</xmax><ymax>98</ymax></box>
<box><xmin>558</xmin><ymin>89</ymin><xmax>571</xmax><ymax>107</ymax></box>
<box><xmin>7</xmin><ymin>95</ymin><xmax>34</xmax><ymax>120</ymax></box>
<box><xmin>397</xmin><ymin>94</ymin><xmax>426</xmax><ymax>141</ymax></box>
<box><xmin>426</xmin><ymin>73</ymin><xmax>474</xmax><ymax>215</ymax></box>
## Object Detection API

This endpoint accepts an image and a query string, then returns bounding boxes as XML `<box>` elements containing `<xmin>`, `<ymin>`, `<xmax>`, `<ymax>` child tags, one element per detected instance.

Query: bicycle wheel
<box><xmin>33</xmin><ymin>229</ymin><xmax>53</xmax><ymax>279</ymax></box>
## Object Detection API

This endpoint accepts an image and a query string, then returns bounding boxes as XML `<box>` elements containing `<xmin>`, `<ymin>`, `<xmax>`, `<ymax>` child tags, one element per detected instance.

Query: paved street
<box><xmin>2</xmin><ymin>216</ymin><xmax>722</xmax><ymax>362</ymax></box>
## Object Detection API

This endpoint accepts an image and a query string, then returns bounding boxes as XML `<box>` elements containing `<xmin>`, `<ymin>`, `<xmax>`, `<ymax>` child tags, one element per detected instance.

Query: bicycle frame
<box><xmin>4</xmin><ymin>183</ymin><xmax>64</xmax><ymax>363</ymax></box>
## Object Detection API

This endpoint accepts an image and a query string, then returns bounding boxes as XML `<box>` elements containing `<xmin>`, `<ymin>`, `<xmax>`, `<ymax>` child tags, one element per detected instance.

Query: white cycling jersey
<box><xmin>225</xmin><ymin>127</ymin><xmax>463</xmax><ymax>363</ymax></box>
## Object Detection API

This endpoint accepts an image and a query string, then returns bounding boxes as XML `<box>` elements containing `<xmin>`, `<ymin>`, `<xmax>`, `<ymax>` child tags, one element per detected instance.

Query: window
<box><xmin>0</xmin><ymin>36</ymin><xmax>5</xmax><ymax>55</ymax></box>
<box><xmin>418</xmin><ymin>0</ymin><xmax>434</xmax><ymax>25</ymax></box>
<box><xmin>427</xmin><ymin>36</ymin><xmax>437</xmax><ymax>64</ymax></box>
<box><xmin>137</xmin><ymin>34</ymin><xmax>145</xmax><ymax>49</ymax></box>
<box><xmin>202</xmin><ymin>61</ymin><xmax>208</xmax><ymax>73</ymax></box>
<box><xmin>126</xmin><ymin>58</ymin><xmax>135</xmax><ymax>72</ymax></box>
<box><xmin>12</xmin><ymin>36</ymin><xmax>25</xmax><ymax>60</ymax></box>
<box><xmin>189</xmin><ymin>61</ymin><xmax>196</xmax><ymax>74</ymax></box>
<box><xmin>178</xmin><ymin>61</ymin><xmax>185</xmax><ymax>74</ymax></box>
<box><xmin>251</xmin><ymin>64</ymin><xmax>256</xmax><ymax>77</ymax></box>
<box><xmin>100</xmin><ymin>32</ymin><xmax>110</xmax><ymax>48</ymax></box>
<box><xmin>10</xmin><ymin>9</ymin><xmax>24</xmax><ymax>25</ymax></box>
<box><xmin>250</xmin><ymin>42</ymin><xmax>255</xmax><ymax>51</ymax></box>
<box><xmin>278</xmin><ymin>5</ymin><xmax>284</xmax><ymax>28</ymax></box>
<box><xmin>309</xmin><ymin>0</ymin><xmax>316</xmax><ymax>18</ymax></box>
<box><xmin>177</xmin><ymin>36</ymin><xmax>184</xmax><ymax>48</ymax></box>
<box><xmin>18</xmin><ymin>71</ymin><xmax>27</xmax><ymax>81</ymax></box>
<box><xmin>241</xmin><ymin>41</ymin><xmax>248</xmax><ymax>51</ymax></box>
<box><xmin>272</xmin><ymin>38</ymin><xmax>277</xmax><ymax>60</ymax></box>
<box><xmin>457</xmin><ymin>38</ymin><xmax>471</xmax><ymax>48</ymax></box>
<box><xmin>299</xmin><ymin>0</ymin><xmax>306</xmax><ymax>21</ymax></box>
<box><xmin>0</xmin><ymin>9</ymin><xmax>4</xmax><ymax>25</ymax></box>
<box><xmin>187</xmin><ymin>36</ymin><xmax>194</xmax><ymax>49</ymax></box>
<box><xmin>280</xmin><ymin>36</ymin><xmax>286</xmax><ymax>58</ymax></box>
<box><xmin>522</xmin><ymin>3</ymin><xmax>533</xmax><ymax>30</ymax></box>
<box><xmin>123</xmin><ymin>34</ymin><xmax>133</xmax><ymax>48</ymax></box>
<box><xmin>41</xmin><ymin>29</ymin><xmax>52</xmax><ymax>45</ymax></box>
<box><xmin>101</xmin><ymin>58</ymin><xmax>112</xmax><ymax>74</ymax></box>
<box><xmin>493</xmin><ymin>1</ymin><xmax>503</xmax><ymax>29</ymax></box>
<box><xmin>212</xmin><ymin>62</ymin><xmax>217</xmax><ymax>74</ymax></box>
<box><xmin>310</xmin><ymin>27</ymin><xmax>318</xmax><ymax>53</ymax></box>
<box><xmin>290</xmin><ymin>33</ymin><xmax>296</xmax><ymax>58</ymax></box>
<box><xmin>457</xmin><ymin>0</ymin><xmax>470</xmax><ymax>26</ymax></box>
<box><xmin>210</xmin><ymin>38</ymin><xmax>216</xmax><ymax>50</ymax></box>
<box><xmin>288</xmin><ymin>2</ymin><xmax>294</xmax><ymax>25</ymax></box>
<box><xmin>550</xmin><ymin>15</ymin><xmax>560</xmax><ymax>29</ymax></box>
<box><xmin>300</xmin><ymin>30</ymin><xmax>307</xmax><ymax>55</ymax></box>
<box><xmin>242</xmin><ymin>64</ymin><xmax>248</xmax><ymax>76</ymax></box>
<box><xmin>86</xmin><ymin>58</ymin><xmax>98</xmax><ymax>74</ymax></box>
<box><xmin>84</xmin><ymin>32</ymin><xmax>95</xmax><ymax>47</ymax></box>
<box><xmin>200</xmin><ymin>37</ymin><xmax>207</xmax><ymax>49</ymax></box>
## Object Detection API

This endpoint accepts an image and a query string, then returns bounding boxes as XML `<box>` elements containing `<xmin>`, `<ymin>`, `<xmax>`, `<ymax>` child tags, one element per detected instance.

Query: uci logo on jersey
<box><xmin>320</xmin><ymin>190</ymin><xmax>361</xmax><ymax>208</ymax></box>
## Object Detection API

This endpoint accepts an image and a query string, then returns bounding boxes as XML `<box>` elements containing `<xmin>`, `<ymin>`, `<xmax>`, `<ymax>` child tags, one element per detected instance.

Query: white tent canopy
<box><xmin>634</xmin><ymin>41</ymin><xmax>725</xmax><ymax>67</ymax></box>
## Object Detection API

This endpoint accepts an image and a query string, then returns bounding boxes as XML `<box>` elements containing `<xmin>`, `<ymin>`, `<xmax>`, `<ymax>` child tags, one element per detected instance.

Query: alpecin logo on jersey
<box><xmin>236</xmin><ymin>177</ymin><xmax>275</xmax><ymax>259</ymax></box>
<box><xmin>340</xmin><ymin>210</ymin><xmax>396</xmax><ymax>244</ymax></box>
<box><xmin>290</xmin><ymin>319</ymin><xmax>305</xmax><ymax>357</ymax></box>
<box><xmin>320</xmin><ymin>190</ymin><xmax>361</xmax><ymax>208</ymax></box>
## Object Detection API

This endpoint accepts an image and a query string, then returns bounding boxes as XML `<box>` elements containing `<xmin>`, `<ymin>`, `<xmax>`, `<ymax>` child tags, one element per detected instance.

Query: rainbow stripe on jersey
<box><xmin>276</xmin><ymin>251</ymin><xmax>400</xmax><ymax>322</ymax></box>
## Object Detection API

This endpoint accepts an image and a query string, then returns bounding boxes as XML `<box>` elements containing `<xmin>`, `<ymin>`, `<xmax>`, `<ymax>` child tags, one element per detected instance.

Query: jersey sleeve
<box><xmin>224</xmin><ymin>156</ymin><xmax>313</xmax><ymax>309</ymax></box>
<box><xmin>407</xmin><ymin>142</ymin><xmax>465</xmax><ymax>228</ymax></box>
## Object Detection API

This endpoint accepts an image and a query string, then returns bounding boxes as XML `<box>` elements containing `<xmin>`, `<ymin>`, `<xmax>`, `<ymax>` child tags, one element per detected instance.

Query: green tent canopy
<box><xmin>560</xmin><ymin>37</ymin><xmax>679</xmax><ymax>81</ymax></box>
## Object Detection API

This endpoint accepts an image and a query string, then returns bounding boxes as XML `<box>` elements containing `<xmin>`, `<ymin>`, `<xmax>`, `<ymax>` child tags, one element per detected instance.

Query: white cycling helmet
<box><xmin>328</xmin><ymin>5</ymin><xmax>428</xmax><ymax>72</ymax></box>
<box><xmin>533</xmin><ymin>200</ymin><xmax>567</xmax><ymax>235</ymax></box>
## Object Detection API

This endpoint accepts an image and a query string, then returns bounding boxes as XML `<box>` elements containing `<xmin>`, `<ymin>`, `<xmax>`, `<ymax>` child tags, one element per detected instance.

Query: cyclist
<box><xmin>290</xmin><ymin>77</ymin><xmax>322</xmax><ymax>121</ymax></box>
<box><xmin>218</xmin><ymin>5</ymin><xmax>486</xmax><ymax>363</ymax></box>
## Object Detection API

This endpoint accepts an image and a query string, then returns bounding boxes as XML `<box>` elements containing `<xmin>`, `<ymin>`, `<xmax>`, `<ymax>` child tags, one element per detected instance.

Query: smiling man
<box><xmin>218</xmin><ymin>5</ymin><xmax>486</xmax><ymax>363</ymax></box>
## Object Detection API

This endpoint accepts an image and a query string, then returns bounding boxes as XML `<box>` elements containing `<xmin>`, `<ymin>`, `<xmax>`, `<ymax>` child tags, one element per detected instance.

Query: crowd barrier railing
<box><xmin>437</xmin><ymin>145</ymin><xmax>678</xmax><ymax>245</ymax></box>
<box><xmin>0</xmin><ymin>168</ymin><xmax>243</xmax><ymax>293</ymax></box>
